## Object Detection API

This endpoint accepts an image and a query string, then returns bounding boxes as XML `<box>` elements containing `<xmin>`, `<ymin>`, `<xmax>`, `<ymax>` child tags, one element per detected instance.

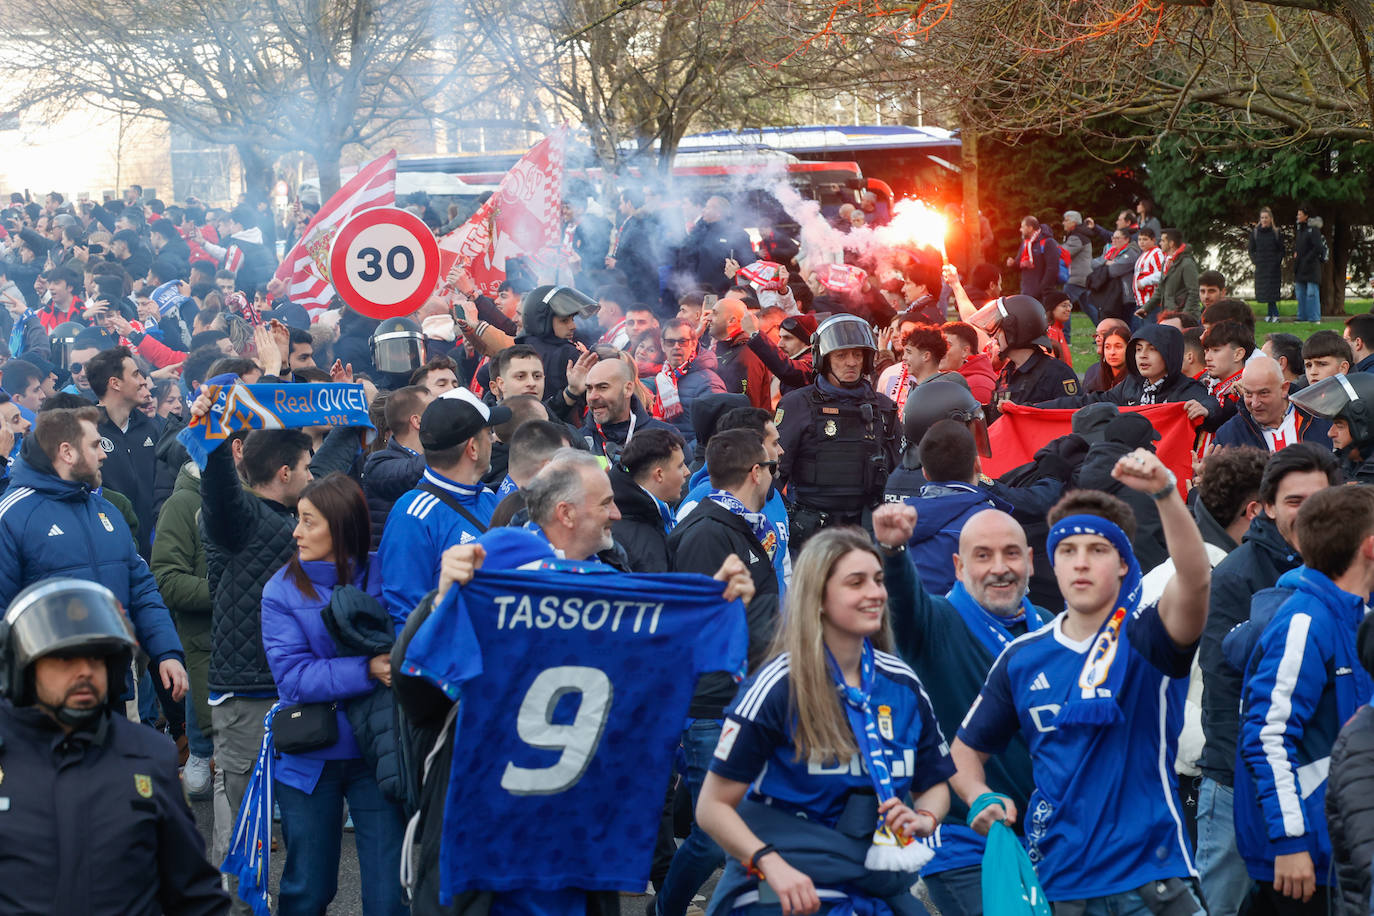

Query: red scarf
<box><xmin>1104</xmin><ymin>242</ymin><xmax>1128</xmax><ymax>261</ymax></box>
<box><xmin>1162</xmin><ymin>243</ymin><xmax>1188</xmax><ymax>274</ymax></box>
<box><xmin>1018</xmin><ymin>238</ymin><xmax>1036</xmax><ymax>268</ymax></box>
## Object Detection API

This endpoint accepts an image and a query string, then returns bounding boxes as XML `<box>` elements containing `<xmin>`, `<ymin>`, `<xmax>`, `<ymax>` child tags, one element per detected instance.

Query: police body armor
<box><xmin>789</xmin><ymin>385</ymin><xmax>896</xmax><ymax>512</ymax></box>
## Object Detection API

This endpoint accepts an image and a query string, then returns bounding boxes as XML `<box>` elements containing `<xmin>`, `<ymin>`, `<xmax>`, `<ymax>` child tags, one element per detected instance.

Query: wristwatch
<box><xmin>1150</xmin><ymin>469</ymin><xmax>1178</xmax><ymax>501</ymax></box>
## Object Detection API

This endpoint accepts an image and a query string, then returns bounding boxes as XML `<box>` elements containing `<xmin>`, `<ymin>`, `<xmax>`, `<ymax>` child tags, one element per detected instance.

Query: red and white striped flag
<box><xmin>275</xmin><ymin>150</ymin><xmax>397</xmax><ymax>317</ymax></box>
<box><xmin>438</xmin><ymin>131</ymin><xmax>566</xmax><ymax>296</ymax></box>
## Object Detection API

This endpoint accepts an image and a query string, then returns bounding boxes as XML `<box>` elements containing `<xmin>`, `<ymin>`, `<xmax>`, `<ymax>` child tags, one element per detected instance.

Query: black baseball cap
<box><xmin>418</xmin><ymin>389</ymin><xmax>512</xmax><ymax>451</ymax></box>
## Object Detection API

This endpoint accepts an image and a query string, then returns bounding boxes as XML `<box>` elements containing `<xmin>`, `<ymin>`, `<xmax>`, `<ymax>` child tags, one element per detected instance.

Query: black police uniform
<box><xmin>0</xmin><ymin>702</ymin><xmax>228</xmax><ymax>915</ymax></box>
<box><xmin>775</xmin><ymin>381</ymin><xmax>899</xmax><ymax>546</ymax></box>
<box><xmin>990</xmin><ymin>349</ymin><xmax>1079</xmax><ymax>421</ymax></box>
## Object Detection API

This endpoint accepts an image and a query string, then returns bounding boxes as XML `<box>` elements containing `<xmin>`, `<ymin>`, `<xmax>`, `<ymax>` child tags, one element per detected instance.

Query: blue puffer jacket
<box><xmin>0</xmin><ymin>437</ymin><xmax>183</xmax><ymax>668</ymax></box>
<box><xmin>1234</xmin><ymin>566</ymin><xmax>1374</xmax><ymax>884</ymax></box>
<box><xmin>260</xmin><ymin>556</ymin><xmax>384</xmax><ymax>795</ymax></box>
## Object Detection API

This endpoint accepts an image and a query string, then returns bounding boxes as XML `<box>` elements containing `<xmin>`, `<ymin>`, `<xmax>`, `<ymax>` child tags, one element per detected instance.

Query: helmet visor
<box><xmin>1289</xmin><ymin>373</ymin><xmax>1357</xmax><ymax>420</ymax></box>
<box><xmin>6</xmin><ymin>581</ymin><xmax>134</xmax><ymax>672</ymax></box>
<box><xmin>968</xmin><ymin>298</ymin><xmax>1005</xmax><ymax>336</ymax></box>
<box><xmin>372</xmin><ymin>332</ymin><xmax>425</xmax><ymax>375</ymax></box>
<box><xmin>815</xmin><ymin>316</ymin><xmax>877</xmax><ymax>357</ymax></box>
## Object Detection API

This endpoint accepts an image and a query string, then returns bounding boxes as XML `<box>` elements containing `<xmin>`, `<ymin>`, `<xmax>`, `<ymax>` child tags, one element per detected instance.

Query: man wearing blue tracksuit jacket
<box><xmin>378</xmin><ymin>390</ymin><xmax>508</xmax><ymax>629</ymax></box>
<box><xmin>1236</xmin><ymin>485</ymin><xmax>1374</xmax><ymax>913</ymax></box>
<box><xmin>0</xmin><ymin>407</ymin><xmax>186</xmax><ymax>696</ymax></box>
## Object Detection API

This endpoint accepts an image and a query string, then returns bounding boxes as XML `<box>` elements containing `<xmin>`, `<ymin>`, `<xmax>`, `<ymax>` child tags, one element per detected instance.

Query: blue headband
<box><xmin>1047</xmin><ymin>513</ymin><xmax>1142</xmax><ymax>610</ymax></box>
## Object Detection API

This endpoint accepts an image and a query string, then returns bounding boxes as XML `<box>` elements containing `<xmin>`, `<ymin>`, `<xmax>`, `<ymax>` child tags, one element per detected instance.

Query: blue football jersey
<box><xmin>404</xmin><ymin>565</ymin><xmax>748</xmax><ymax>901</ymax></box>
<box><xmin>712</xmin><ymin>650</ymin><xmax>954</xmax><ymax>827</ymax></box>
<box><xmin>958</xmin><ymin>604</ymin><xmax>1196</xmax><ymax>901</ymax></box>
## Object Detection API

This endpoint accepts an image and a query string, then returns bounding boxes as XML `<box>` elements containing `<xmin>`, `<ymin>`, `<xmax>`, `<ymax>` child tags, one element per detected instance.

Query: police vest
<box><xmin>789</xmin><ymin>387</ymin><xmax>895</xmax><ymax>509</ymax></box>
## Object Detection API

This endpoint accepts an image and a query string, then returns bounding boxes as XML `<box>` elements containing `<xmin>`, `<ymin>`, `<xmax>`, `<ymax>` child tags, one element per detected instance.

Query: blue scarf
<box><xmin>645</xmin><ymin>485</ymin><xmax>675</xmax><ymax>535</ymax></box>
<box><xmin>945</xmin><ymin>581</ymin><xmax>1032</xmax><ymax>659</ymax></box>
<box><xmin>177</xmin><ymin>380</ymin><xmax>372</xmax><ymax>466</ymax></box>
<box><xmin>709</xmin><ymin>488</ymin><xmax>775</xmax><ymax>559</ymax></box>
<box><xmin>827</xmin><ymin>641</ymin><xmax>934</xmax><ymax>872</ymax></box>
<box><xmin>1046</xmin><ymin>514</ymin><xmax>1142</xmax><ymax>727</ymax></box>
<box><xmin>220</xmin><ymin>704</ymin><xmax>277</xmax><ymax>916</ymax></box>
<box><xmin>7</xmin><ymin>309</ymin><xmax>32</xmax><ymax>356</ymax></box>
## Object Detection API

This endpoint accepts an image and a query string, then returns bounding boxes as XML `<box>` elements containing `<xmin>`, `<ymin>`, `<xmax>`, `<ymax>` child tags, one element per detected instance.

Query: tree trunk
<box><xmin>313</xmin><ymin>148</ymin><xmax>343</xmax><ymax>201</ymax></box>
<box><xmin>961</xmin><ymin>128</ymin><xmax>980</xmax><ymax>278</ymax></box>
<box><xmin>236</xmin><ymin>143</ymin><xmax>275</xmax><ymax>202</ymax></box>
<box><xmin>1325</xmin><ymin>215</ymin><xmax>1350</xmax><ymax>316</ymax></box>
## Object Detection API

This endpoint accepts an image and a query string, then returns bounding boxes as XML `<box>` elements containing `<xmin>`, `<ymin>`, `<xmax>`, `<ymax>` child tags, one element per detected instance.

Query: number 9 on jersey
<box><xmin>329</xmin><ymin>207</ymin><xmax>440</xmax><ymax>320</ymax></box>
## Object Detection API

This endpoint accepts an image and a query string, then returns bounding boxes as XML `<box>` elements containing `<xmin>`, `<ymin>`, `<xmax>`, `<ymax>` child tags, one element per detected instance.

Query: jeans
<box><xmin>1295</xmin><ymin>282</ymin><xmax>1321</xmax><ymax>322</ymax></box>
<box><xmin>1195</xmin><ymin>778</ymin><xmax>1252</xmax><ymax>916</ymax></box>
<box><xmin>185</xmin><ymin>686</ymin><xmax>214</xmax><ymax>759</ymax></box>
<box><xmin>1064</xmin><ymin>883</ymin><xmax>1205</xmax><ymax>916</ymax></box>
<box><xmin>657</xmin><ymin>719</ymin><xmax>725</xmax><ymax>916</ymax></box>
<box><xmin>1263</xmin><ymin>301</ymin><xmax>1279</xmax><ymax>319</ymax></box>
<box><xmin>923</xmin><ymin>864</ymin><xmax>983</xmax><ymax>916</ymax></box>
<box><xmin>276</xmin><ymin>758</ymin><xmax>408</xmax><ymax>916</ymax></box>
<box><xmin>1065</xmin><ymin>283</ymin><xmax>1099</xmax><ymax>324</ymax></box>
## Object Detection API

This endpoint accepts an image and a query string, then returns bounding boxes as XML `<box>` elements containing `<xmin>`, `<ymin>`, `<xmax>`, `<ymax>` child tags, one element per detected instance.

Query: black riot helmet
<box><xmin>969</xmin><ymin>295</ymin><xmax>1053</xmax><ymax>352</ymax></box>
<box><xmin>370</xmin><ymin>316</ymin><xmax>426</xmax><ymax>375</ymax></box>
<box><xmin>49</xmin><ymin>321</ymin><xmax>84</xmax><ymax>370</ymax></box>
<box><xmin>0</xmin><ymin>578</ymin><xmax>135</xmax><ymax>715</ymax></box>
<box><xmin>814</xmin><ymin>314</ymin><xmax>878</xmax><ymax>380</ymax></box>
<box><xmin>521</xmin><ymin>285</ymin><xmax>598</xmax><ymax>339</ymax></box>
<box><xmin>903</xmin><ymin>380</ymin><xmax>991</xmax><ymax>460</ymax></box>
<box><xmin>1291</xmin><ymin>372</ymin><xmax>1374</xmax><ymax>449</ymax></box>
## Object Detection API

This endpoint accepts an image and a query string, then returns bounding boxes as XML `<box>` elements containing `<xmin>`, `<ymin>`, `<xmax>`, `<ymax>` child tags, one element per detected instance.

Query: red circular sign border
<box><xmin>329</xmin><ymin>207</ymin><xmax>441</xmax><ymax>320</ymax></box>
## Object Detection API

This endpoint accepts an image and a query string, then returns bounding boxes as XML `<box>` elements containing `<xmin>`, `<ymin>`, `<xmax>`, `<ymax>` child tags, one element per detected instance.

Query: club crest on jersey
<box><xmin>877</xmin><ymin>704</ymin><xmax>893</xmax><ymax>740</ymax></box>
<box><xmin>824</xmin><ymin>420</ymin><xmax>837</xmax><ymax>437</ymax></box>
<box><xmin>774</xmin><ymin>408</ymin><xmax>784</xmax><ymax>425</ymax></box>
<box><xmin>97</xmin><ymin>512</ymin><xmax>115</xmax><ymax>533</ymax></box>
<box><xmin>134</xmin><ymin>773</ymin><xmax>153</xmax><ymax>798</ymax></box>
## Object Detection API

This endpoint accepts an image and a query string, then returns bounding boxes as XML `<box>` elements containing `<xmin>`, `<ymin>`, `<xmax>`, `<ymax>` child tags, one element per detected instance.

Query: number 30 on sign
<box><xmin>329</xmin><ymin>207</ymin><xmax>441</xmax><ymax>320</ymax></box>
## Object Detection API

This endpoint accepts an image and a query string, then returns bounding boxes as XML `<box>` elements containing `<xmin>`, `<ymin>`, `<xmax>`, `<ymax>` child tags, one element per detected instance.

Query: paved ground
<box><xmin>191</xmin><ymin>795</ymin><xmax>718</xmax><ymax>916</ymax></box>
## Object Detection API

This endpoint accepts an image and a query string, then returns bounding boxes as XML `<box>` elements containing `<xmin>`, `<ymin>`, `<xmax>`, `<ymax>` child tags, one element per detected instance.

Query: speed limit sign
<box><xmin>329</xmin><ymin>207</ymin><xmax>440</xmax><ymax>319</ymax></box>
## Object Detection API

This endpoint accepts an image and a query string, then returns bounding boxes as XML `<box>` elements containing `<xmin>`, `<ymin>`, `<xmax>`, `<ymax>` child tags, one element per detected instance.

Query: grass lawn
<box><xmin>1066</xmin><ymin>298</ymin><xmax>1374</xmax><ymax>371</ymax></box>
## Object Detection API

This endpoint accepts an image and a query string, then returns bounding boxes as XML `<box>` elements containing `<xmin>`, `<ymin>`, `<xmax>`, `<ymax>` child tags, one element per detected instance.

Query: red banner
<box><xmin>983</xmin><ymin>401</ymin><xmax>1199</xmax><ymax>485</ymax></box>
<box><xmin>438</xmin><ymin>130</ymin><xmax>567</xmax><ymax>297</ymax></box>
<box><xmin>274</xmin><ymin>150</ymin><xmax>397</xmax><ymax>317</ymax></box>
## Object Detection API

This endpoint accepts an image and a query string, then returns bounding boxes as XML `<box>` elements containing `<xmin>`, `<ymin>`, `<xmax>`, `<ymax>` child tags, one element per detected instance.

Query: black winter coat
<box><xmin>362</xmin><ymin>440</ymin><xmax>425</xmax><ymax>550</ymax></box>
<box><xmin>608</xmin><ymin>466</ymin><xmax>671</xmax><ymax>572</ymax></box>
<box><xmin>1248</xmin><ymin>224</ymin><xmax>1286</xmax><ymax>302</ymax></box>
<box><xmin>681</xmin><ymin>219</ymin><xmax>754</xmax><ymax>295</ymax></box>
<box><xmin>201</xmin><ymin>425</ymin><xmax>360</xmax><ymax>693</ymax></box>
<box><xmin>0</xmin><ymin>704</ymin><xmax>228</xmax><ymax>914</ymax></box>
<box><xmin>96</xmin><ymin>404</ymin><xmax>165</xmax><ymax>558</ymax></box>
<box><xmin>669</xmin><ymin>499</ymin><xmax>780</xmax><ymax>719</ymax></box>
<box><xmin>1329</xmin><ymin>704</ymin><xmax>1374</xmax><ymax>916</ymax></box>
<box><xmin>322</xmin><ymin>584</ymin><xmax>402</xmax><ymax>804</ymax></box>
<box><xmin>1294</xmin><ymin>221</ymin><xmax>1324</xmax><ymax>285</ymax></box>
<box><xmin>1197</xmin><ymin>514</ymin><xmax>1301</xmax><ymax>785</ymax></box>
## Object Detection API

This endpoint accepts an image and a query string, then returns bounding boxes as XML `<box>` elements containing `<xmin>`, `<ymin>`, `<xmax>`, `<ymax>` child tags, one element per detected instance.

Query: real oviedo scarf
<box><xmin>1045</xmin><ymin>514</ymin><xmax>1143</xmax><ymax>728</ymax></box>
<box><xmin>827</xmin><ymin>641</ymin><xmax>935</xmax><ymax>873</ymax></box>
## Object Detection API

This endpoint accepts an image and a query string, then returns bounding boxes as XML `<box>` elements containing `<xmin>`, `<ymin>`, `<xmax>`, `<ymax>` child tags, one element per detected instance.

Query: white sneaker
<box><xmin>183</xmin><ymin>754</ymin><xmax>212</xmax><ymax>799</ymax></box>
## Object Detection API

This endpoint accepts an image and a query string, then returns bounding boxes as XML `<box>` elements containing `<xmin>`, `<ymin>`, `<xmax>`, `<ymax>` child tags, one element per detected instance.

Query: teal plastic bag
<box><xmin>970</xmin><ymin>793</ymin><xmax>1051</xmax><ymax>916</ymax></box>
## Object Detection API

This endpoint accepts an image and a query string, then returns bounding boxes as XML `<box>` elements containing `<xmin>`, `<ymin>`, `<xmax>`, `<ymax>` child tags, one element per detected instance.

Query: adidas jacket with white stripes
<box><xmin>378</xmin><ymin>467</ymin><xmax>500</xmax><ymax>631</ymax></box>
<box><xmin>1235</xmin><ymin>565</ymin><xmax>1373</xmax><ymax>884</ymax></box>
<box><xmin>0</xmin><ymin>439</ymin><xmax>183</xmax><ymax>671</ymax></box>
<box><xmin>96</xmin><ymin>403</ymin><xmax>165</xmax><ymax>560</ymax></box>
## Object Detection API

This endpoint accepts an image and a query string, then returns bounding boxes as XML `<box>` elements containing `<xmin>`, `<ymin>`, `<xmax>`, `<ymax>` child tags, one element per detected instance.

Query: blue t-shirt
<box><xmin>711</xmin><ymin>650</ymin><xmax>954</xmax><ymax>828</ymax></box>
<box><xmin>403</xmin><ymin>563</ymin><xmax>749</xmax><ymax>902</ymax></box>
<box><xmin>957</xmin><ymin>604</ymin><xmax>1196</xmax><ymax>900</ymax></box>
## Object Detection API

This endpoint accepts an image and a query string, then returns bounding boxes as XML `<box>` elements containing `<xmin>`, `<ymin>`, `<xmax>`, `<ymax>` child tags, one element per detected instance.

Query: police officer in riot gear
<box><xmin>886</xmin><ymin>381</ymin><xmax>991</xmax><ymax>492</ymax></box>
<box><xmin>0</xmin><ymin>578</ymin><xmax>228</xmax><ymax>914</ymax></box>
<box><xmin>972</xmin><ymin>295</ymin><xmax>1079</xmax><ymax>419</ymax></box>
<box><xmin>1291</xmin><ymin>372</ymin><xmax>1374</xmax><ymax>483</ymax></box>
<box><xmin>371</xmin><ymin>316</ymin><xmax>427</xmax><ymax>388</ymax></box>
<box><xmin>775</xmin><ymin>314</ymin><xmax>899</xmax><ymax>549</ymax></box>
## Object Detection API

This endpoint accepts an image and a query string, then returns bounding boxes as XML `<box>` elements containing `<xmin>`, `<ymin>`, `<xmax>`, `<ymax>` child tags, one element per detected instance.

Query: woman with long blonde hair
<box><xmin>697</xmin><ymin>528</ymin><xmax>952</xmax><ymax>916</ymax></box>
